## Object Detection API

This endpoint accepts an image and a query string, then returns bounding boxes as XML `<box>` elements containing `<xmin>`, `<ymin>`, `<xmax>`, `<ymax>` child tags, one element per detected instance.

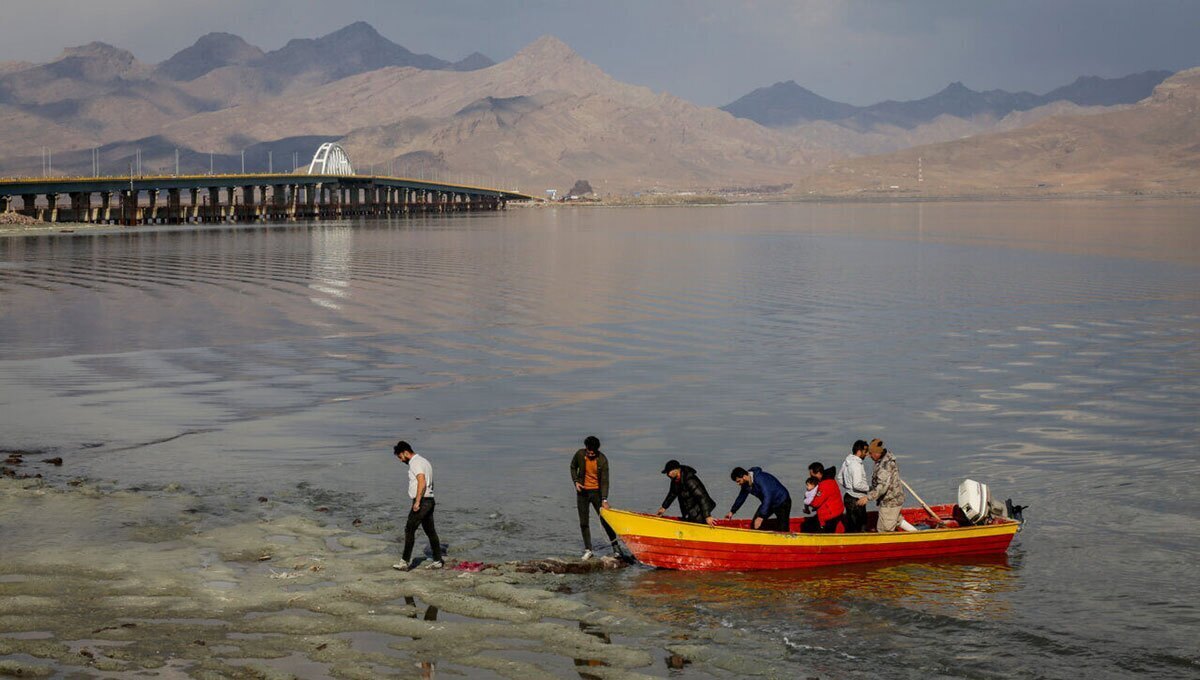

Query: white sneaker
<box><xmin>425</xmin><ymin>560</ymin><xmax>444</xmax><ymax>570</ymax></box>
<box><xmin>581</xmin><ymin>549</ymin><xmax>594</xmax><ymax>560</ymax></box>
<box><xmin>392</xmin><ymin>561</ymin><xmax>411</xmax><ymax>571</ymax></box>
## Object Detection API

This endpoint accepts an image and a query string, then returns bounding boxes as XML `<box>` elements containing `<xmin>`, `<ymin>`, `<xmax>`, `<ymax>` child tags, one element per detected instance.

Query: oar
<box><xmin>900</xmin><ymin>479</ymin><xmax>946</xmax><ymax>527</ymax></box>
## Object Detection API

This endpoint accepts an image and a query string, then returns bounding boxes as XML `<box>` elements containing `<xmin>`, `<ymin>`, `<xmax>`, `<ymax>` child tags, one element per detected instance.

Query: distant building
<box><xmin>545</xmin><ymin>189</ymin><xmax>557</xmax><ymax>201</ymax></box>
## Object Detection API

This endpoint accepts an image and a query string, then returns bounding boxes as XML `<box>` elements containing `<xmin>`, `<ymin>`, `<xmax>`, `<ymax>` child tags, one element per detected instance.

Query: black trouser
<box><xmin>843</xmin><ymin>493</ymin><xmax>867</xmax><ymax>533</ymax></box>
<box><xmin>576</xmin><ymin>489</ymin><xmax>617</xmax><ymax>549</ymax></box>
<box><xmin>403</xmin><ymin>497</ymin><xmax>442</xmax><ymax>562</ymax></box>
<box><xmin>758</xmin><ymin>497</ymin><xmax>792</xmax><ymax>531</ymax></box>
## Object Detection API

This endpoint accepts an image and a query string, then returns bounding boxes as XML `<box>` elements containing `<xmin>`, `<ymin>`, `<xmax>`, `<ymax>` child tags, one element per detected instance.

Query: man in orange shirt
<box><xmin>569</xmin><ymin>435</ymin><xmax>617</xmax><ymax>559</ymax></box>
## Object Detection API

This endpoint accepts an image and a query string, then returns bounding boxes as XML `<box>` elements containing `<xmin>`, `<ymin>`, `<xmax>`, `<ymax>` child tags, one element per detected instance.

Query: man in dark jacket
<box><xmin>569</xmin><ymin>435</ymin><xmax>618</xmax><ymax>559</ymax></box>
<box><xmin>725</xmin><ymin>466</ymin><xmax>793</xmax><ymax>531</ymax></box>
<box><xmin>655</xmin><ymin>459</ymin><xmax>717</xmax><ymax>525</ymax></box>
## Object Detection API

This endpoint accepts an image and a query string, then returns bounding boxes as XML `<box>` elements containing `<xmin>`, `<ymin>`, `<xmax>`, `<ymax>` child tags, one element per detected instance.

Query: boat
<box><xmin>600</xmin><ymin>500</ymin><xmax>1022</xmax><ymax>571</ymax></box>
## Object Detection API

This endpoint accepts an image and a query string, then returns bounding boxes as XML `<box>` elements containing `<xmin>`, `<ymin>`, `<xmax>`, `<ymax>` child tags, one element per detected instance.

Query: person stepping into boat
<box><xmin>656</xmin><ymin>459</ymin><xmax>718</xmax><ymax>526</ymax></box>
<box><xmin>856</xmin><ymin>438</ymin><xmax>919</xmax><ymax>532</ymax></box>
<box><xmin>807</xmin><ymin>460</ymin><xmax>846</xmax><ymax>533</ymax></box>
<box><xmin>570</xmin><ymin>436</ymin><xmax>619</xmax><ymax>560</ymax></box>
<box><xmin>726</xmin><ymin>466</ymin><xmax>792</xmax><ymax>531</ymax></box>
<box><xmin>837</xmin><ymin>440</ymin><xmax>871</xmax><ymax>532</ymax></box>
<box><xmin>391</xmin><ymin>441</ymin><xmax>444</xmax><ymax>571</ymax></box>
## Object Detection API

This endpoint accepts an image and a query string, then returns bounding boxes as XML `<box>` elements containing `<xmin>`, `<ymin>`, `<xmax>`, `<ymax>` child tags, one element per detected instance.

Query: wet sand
<box><xmin>0</xmin><ymin>475</ymin><xmax>785</xmax><ymax>679</ymax></box>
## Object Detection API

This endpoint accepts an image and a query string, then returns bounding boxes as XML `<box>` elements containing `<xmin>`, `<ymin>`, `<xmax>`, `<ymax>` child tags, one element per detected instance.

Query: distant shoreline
<box><xmin>5</xmin><ymin>192</ymin><xmax>1199</xmax><ymax>235</ymax></box>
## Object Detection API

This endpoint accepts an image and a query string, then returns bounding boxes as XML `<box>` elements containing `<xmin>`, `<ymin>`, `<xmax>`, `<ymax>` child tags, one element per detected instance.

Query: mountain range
<box><xmin>0</xmin><ymin>22</ymin><xmax>1193</xmax><ymax>196</ymax></box>
<box><xmin>721</xmin><ymin>71</ymin><xmax>1173</xmax><ymax>129</ymax></box>
<box><xmin>793</xmin><ymin>67</ymin><xmax>1200</xmax><ymax>197</ymax></box>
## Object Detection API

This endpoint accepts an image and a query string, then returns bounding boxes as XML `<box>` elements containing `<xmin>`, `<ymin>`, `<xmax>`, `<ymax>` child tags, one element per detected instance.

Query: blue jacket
<box><xmin>729</xmin><ymin>467</ymin><xmax>791</xmax><ymax>518</ymax></box>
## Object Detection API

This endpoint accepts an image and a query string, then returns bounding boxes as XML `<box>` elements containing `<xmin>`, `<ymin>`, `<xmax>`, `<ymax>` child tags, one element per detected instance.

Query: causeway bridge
<box><xmin>0</xmin><ymin>143</ymin><xmax>531</xmax><ymax>225</ymax></box>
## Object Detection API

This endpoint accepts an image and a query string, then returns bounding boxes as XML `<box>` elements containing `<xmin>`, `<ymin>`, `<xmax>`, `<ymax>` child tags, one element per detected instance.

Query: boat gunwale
<box><xmin>601</xmin><ymin>506</ymin><xmax>1021</xmax><ymax>545</ymax></box>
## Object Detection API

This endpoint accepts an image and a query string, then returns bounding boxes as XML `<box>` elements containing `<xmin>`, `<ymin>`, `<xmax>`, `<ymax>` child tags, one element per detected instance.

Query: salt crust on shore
<box><xmin>0</xmin><ymin>477</ymin><xmax>777</xmax><ymax>678</ymax></box>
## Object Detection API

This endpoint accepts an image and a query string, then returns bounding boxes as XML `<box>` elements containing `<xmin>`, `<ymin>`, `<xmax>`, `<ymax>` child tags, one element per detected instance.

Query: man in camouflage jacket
<box><xmin>857</xmin><ymin>438</ymin><xmax>917</xmax><ymax>532</ymax></box>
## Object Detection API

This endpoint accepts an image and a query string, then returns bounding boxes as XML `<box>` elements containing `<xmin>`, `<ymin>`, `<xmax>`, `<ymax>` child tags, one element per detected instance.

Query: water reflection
<box><xmin>403</xmin><ymin>596</ymin><xmax>439</xmax><ymax>678</ymax></box>
<box><xmin>573</xmin><ymin>622</ymin><xmax>610</xmax><ymax>680</ymax></box>
<box><xmin>621</xmin><ymin>554</ymin><xmax>1018</xmax><ymax>628</ymax></box>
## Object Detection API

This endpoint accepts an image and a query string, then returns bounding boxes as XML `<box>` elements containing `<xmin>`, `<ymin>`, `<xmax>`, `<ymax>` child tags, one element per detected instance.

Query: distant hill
<box><xmin>155</xmin><ymin>32</ymin><xmax>263</xmax><ymax>81</ymax></box>
<box><xmin>793</xmin><ymin>68</ymin><xmax>1200</xmax><ymax>196</ymax></box>
<box><xmin>723</xmin><ymin>71</ymin><xmax>1173</xmax><ymax>129</ymax></box>
<box><xmin>0</xmin><ymin>23</ymin><xmax>1193</xmax><ymax>197</ymax></box>
<box><xmin>720</xmin><ymin>80</ymin><xmax>859</xmax><ymax>126</ymax></box>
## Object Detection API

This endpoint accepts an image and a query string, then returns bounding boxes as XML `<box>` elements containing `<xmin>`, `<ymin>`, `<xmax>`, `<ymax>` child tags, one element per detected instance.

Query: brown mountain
<box><xmin>153</xmin><ymin>36</ymin><xmax>821</xmax><ymax>192</ymax></box>
<box><xmin>0</xmin><ymin>25</ymin><xmax>1195</xmax><ymax>197</ymax></box>
<box><xmin>793</xmin><ymin>68</ymin><xmax>1200</xmax><ymax>196</ymax></box>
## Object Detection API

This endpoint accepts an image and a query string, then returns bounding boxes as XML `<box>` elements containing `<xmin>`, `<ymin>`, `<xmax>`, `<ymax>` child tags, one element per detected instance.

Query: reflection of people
<box><xmin>656</xmin><ymin>459</ymin><xmax>717</xmax><ymax>525</ymax></box>
<box><xmin>403</xmin><ymin>596</ymin><xmax>438</xmax><ymax>678</ymax></box>
<box><xmin>392</xmin><ymin>441</ymin><xmax>444</xmax><ymax>570</ymax></box>
<box><xmin>838</xmin><ymin>440</ymin><xmax>870</xmax><ymax>532</ymax></box>
<box><xmin>808</xmin><ymin>461</ymin><xmax>845</xmax><ymax>533</ymax></box>
<box><xmin>570</xmin><ymin>436</ymin><xmax>618</xmax><ymax>559</ymax></box>
<box><xmin>856</xmin><ymin>439</ymin><xmax>918</xmax><ymax>532</ymax></box>
<box><xmin>574</xmin><ymin>621</ymin><xmax>611</xmax><ymax>680</ymax></box>
<box><xmin>725</xmin><ymin>466</ymin><xmax>792</xmax><ymax>531</ymax></box>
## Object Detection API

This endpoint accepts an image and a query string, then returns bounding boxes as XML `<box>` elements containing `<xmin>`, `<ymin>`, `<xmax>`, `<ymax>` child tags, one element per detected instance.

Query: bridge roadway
<box><xmin>0</xmin><ymin>173</ymin><xmax>532</xmax><ymax>225</ymax></box>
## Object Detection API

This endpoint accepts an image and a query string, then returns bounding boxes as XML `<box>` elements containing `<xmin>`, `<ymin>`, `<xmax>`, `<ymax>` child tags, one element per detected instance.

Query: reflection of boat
<box><xmin>600</xmin><ymin>504</ymin><xmax>1021</xmax><ymax>571</ymax></box>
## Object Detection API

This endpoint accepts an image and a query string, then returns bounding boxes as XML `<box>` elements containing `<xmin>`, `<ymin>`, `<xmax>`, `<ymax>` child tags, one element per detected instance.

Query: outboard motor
<box><xmin>958</xmin><ymin>479</ymin><xmax>1025</xmax><ymax>525</ymax></box>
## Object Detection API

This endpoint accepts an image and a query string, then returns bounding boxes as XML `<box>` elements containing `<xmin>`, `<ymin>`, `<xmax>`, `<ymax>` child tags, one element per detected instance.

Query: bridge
<box><xmin>0</xmin><ymin>143</ymin><xmax>531</xmax><ymax>225</ymax></box>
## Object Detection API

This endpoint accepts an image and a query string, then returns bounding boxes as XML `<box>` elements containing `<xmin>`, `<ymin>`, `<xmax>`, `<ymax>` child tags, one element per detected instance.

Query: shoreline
<box><xmin>5</xmin><ymin>192</ymin><xmax>1200</xmax><ymax>236</ymax></box>
<box><xmin>0</xmin><ymin>474</ymin><xmax>765</xmax><ymax>678</ymax></box>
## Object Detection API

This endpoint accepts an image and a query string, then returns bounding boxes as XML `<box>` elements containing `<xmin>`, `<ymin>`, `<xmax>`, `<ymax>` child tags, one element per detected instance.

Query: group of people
<box><xmin>388</xmin><ymin>435</ymin><xmax>919</xmax><ymax>570</ymax></box>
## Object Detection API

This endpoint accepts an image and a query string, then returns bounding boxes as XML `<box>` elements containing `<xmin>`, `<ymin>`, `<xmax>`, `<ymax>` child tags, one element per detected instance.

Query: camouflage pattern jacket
<box><xmin>866</xmin><ymin>451</ymin><xmax>906</xmax><ymax>508</ymax></box>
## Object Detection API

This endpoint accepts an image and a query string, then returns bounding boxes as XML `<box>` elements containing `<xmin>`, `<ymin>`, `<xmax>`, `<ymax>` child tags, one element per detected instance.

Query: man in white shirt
<box><xmin>392</xmin><ymin>440</ymin><xmax>444</xmax><ymax>570</ymax></box>
<box><xmin>837</xmin><ymin>440</ymin><xmax>870</xmax><ymax>532</ymax></box>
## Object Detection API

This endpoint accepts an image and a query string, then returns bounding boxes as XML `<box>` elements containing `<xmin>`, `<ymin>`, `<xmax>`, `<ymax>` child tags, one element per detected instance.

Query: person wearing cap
<box><xmin>570</xmin><ymin>435</ymin><xmax>618</xmax><ymax>560</ymax></box>
<box><xmin>856</xmin><ymin>439</ymin><xmax>919</xmax><ymax>532</ymax></box>
<box><xmin>725</xmin><ymin>466</ymin><xmax>792</xmax><ymax>531</ymax></box>
<box><xmin>837</xmin><ymin>440</ymin><xmax>871</xmax><ymax>532</ymax></box>
<box><xmin>655</xmin><ymin>460</ymin><xmax>717</xmax><ymax>526</ymax></box>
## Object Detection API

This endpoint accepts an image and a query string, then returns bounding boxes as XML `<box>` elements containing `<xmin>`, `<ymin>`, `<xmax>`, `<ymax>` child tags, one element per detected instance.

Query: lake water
<box><xmin>2</xmin><ymin>201</ymin><xmax>1198</xmax><ymax>678</ymax></box>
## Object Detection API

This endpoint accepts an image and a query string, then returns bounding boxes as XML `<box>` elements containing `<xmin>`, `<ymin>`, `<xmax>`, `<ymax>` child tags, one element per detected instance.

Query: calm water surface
<box><xmin>2</xmin><ymin>201</ymin><xmax>1198</xmax><ymax>678</ymax></box>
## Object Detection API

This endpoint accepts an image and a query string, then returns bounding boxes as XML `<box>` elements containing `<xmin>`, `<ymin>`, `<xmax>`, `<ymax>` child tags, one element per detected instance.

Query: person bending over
<box><xmin>656</xmin><ymin>459</ymin><xmax>717</xmax><ymax>525</ymax></box>
<box><xmin>726</xmin><ymin>466</ymin><xmax>792</xmax><ymax>531</ymax></box>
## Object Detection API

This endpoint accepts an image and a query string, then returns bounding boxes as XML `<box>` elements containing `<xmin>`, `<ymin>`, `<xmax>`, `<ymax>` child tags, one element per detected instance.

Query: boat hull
<box><xmin>601</xmin><ymin>505</ymin><xmax>1019</xmax><ymax>571</ymax></box>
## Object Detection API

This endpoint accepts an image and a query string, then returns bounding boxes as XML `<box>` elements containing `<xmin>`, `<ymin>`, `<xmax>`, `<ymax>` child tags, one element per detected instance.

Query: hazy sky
<box><xmin>2</xmin><ymin>0</ymin><xmax>1197</xmax><ymax>106</ymax></box>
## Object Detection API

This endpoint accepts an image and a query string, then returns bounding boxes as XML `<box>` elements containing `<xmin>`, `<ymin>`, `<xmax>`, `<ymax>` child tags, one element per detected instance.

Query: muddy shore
<box><xmin>0</xmin><ymin>474</ymin><xmax>779</xmax><ymax>679</ymax></box>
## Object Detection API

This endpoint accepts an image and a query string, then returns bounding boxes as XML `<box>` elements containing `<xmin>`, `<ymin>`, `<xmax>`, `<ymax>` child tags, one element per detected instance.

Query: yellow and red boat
<box><xmin>601</xmin><ymin>504</ymin><xmax>1021</xmax><ymax>571</ymax></box>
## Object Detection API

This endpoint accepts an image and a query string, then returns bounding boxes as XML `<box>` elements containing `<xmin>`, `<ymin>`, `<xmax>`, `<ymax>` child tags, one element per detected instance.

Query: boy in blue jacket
<box><xmin>725</xmin><ymin>466</ymin><xmax>793</xmax><ymax>531</ymax></box>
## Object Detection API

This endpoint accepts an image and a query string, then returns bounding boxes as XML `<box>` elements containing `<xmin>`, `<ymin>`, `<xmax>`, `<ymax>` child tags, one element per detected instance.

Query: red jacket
<box><xmin>810</xmin><ymin>478</ymin><xmax>845</xmax><ymax>531</ymax></box>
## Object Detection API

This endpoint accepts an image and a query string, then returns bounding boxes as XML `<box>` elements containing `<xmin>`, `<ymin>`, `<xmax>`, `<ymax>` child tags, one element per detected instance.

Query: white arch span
<box><xmin>307</xmin><ymin>143</ymin><xmax>355</xmax><ymax>176</ymax></box>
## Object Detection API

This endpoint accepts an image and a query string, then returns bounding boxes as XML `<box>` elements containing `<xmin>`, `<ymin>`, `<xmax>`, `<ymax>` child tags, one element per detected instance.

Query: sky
<box><xmin>1</xmin><ymin>0</ymin><xmax>1197</xmax><ymax>106</ymax></box>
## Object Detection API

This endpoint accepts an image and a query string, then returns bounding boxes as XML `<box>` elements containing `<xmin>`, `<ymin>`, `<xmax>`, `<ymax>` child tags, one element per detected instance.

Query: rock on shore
<box><xmin>0</xmin><ymin>212</ymin><xmax>42</xmax><ymax>225</ymax></box>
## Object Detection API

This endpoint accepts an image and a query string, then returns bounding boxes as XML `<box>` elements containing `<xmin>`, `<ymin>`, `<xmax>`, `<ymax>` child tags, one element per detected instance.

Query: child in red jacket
<box><xmin>809</xmin><ymin>468</ymin><xmax>846</xmax><ymax>533</ymax></box>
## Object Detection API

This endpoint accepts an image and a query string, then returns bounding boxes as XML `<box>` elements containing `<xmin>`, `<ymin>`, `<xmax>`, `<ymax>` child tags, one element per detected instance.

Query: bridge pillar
<box><xmin>204</xmin><ymin>187</ymin><xmax>218</xmax><ymax>223</ymax></box>
<box><xmin>120</xmin><ymin>190</ymin><xmax>137</xmax><ymax>225</ymax></box>
<box><xmin>97</xmin><ymin>192</ymin><xmax>110</xmax><ymax>223</ymax></box>
<box><xmin>146</xmin><ymin>189</ymin><xmax>158</xmax><ymax>224</ymax></box>
<box><xmin>45</xmin><ymin>193</ymin><xmax>58</xmax><ymax>222</ymax></box>
<box><xmin>166</xmin><ymin>188</ymin><xmax>181</xmax><ymax>224</ymax></box>
<box><xmin>185</xmin><ymin>189</ymin><xmax>197</xmax><ymax>222</ymax></box>
<box><xmin>305</xmin><ymin>184</ymin><xmax>316</xmax><ymax>220</ymax></box>
<box><xmin>69</xmin><ymin>192</ymin><xmax>89</xmax><ymax>223</ymax></box>
<box><xmin>19</xmin><ymin>194</ymin><xmax>37</xmax><ymax>219</ymax></box>
<box><xmin>240</xmin><ymin>185</ymin><xmax>255</xmax><ymax>222</ymax></box>
<box><xmin>0</xmin><ymin>196</ymin><xmax>8</xmax><ymax>213</ymax></box>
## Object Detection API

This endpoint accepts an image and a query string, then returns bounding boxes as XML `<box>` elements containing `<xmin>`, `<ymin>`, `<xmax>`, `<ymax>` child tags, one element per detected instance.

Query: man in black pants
<box><xmin>392</xmin><ymin>441</ymin><xmax>444</xmax><ymax>570</ymax></box>
<box><xmin>570</xmin><ymin>435</ymin><xmax>618</xmax><ymax>559</ymax></box>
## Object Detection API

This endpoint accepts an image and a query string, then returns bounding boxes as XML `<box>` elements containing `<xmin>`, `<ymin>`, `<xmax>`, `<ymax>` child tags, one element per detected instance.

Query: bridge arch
<box><xmin>307</xmin><ymin>143</ymin><xmax>355</xmax><ymax>176</ymax></box>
